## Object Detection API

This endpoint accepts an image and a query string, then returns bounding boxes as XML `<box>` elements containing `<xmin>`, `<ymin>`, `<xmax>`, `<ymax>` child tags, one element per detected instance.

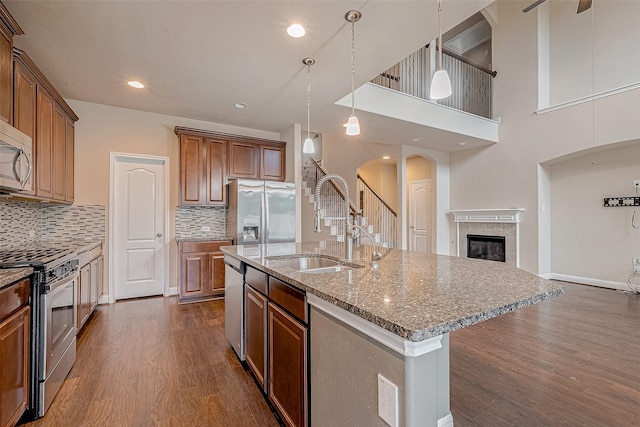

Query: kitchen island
<box><xmin>222</xmin><ymin>242</ymin><xmax>564</xmax><ymax>427</ymax></box>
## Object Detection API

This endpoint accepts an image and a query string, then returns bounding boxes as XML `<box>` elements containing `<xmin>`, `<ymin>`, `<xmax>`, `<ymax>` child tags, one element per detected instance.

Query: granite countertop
<box><xmin>0</xmin><ymin>267</ymin><xmax>34</xmax><ymax>289</ymax></box>
<box><xmin>221</xmin><ymin>242</ymin><xmax>565</xmax><ymax>342</ymax></box>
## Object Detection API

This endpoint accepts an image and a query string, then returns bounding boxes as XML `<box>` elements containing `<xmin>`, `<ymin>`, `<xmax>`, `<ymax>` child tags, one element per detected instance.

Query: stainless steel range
<box><xmin>0</xmin><ymin>245</ymin><xmax>79</xmax><ymax>420</ymax></box>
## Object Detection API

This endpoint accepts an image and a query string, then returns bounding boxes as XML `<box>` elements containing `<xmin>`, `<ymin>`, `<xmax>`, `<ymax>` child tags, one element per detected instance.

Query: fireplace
<box><xmin>467</xmin><ymin>234</ymin><xmax>506</xmax><ymax>262</ymax></box>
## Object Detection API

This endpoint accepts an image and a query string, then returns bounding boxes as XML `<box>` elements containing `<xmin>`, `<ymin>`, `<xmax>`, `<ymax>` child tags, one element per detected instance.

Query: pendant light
<box><xmin>430</xmin><ymin>0</ymin><xmax>452</xmax><ymax>100</ymax></box>
<box><xmin>302</xmin><ymin>58</ymin><xmax>315</xmax><ymax>154</ymax></box>
<box><xmin>345</xmin><ymin>10</ymin><xmax>361</xmax><ymax>136</ymax></box>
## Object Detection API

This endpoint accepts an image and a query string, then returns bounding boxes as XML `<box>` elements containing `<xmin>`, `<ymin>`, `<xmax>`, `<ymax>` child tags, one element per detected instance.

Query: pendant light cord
<box><xmin>307</xmin><ymin>63</ymin><xmax>311</xmax><ymax>140</ymax></box>
<box><xmin>438</xmin><ymin>0</ymin><xmax>443</xmax><ymax>69</ymax></box>
<box><xmin>351</xmin><ymin>17</ymin><xmax>356</xmax><ymax>116</ymax></box>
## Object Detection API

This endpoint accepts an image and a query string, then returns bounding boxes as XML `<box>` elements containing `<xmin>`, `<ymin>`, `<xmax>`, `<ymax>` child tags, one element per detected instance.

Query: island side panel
<box><xmin>310</xmin><ymin>307</ymin><xmax>406</xmax><ymax>426</ymax></box>
<box><xmin>310</xmin><ymin>307</ymin><xmax>453</xmax><ymax>426</ymax></box>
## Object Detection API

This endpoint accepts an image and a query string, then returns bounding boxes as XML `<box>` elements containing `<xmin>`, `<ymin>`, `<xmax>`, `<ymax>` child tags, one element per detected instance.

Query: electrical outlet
<box><xmin>377</xmin><ymin>374</ymin><xmax>398</xmax><ymax>427</ymax></box>
<box><xmin>29</xmin><ymin>230</ymin><xmax>35</xmax><ymax>238</ymax></box>
<box><xmin>201</xmin><ymin>226</ymin><xmax>211</xmax><ymax>232</ymax></box>
<box><xmin>634</xmin><ymin>257</ymin><xmax>640</xmax><ymax>272</ymax></box>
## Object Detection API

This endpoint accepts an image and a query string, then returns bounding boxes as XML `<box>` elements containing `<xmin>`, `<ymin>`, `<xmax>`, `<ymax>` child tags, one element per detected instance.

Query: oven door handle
<box><xmin>45</xmin><ymin>271</ymin><xmax>78</xmax><ymax>295</ymax></box>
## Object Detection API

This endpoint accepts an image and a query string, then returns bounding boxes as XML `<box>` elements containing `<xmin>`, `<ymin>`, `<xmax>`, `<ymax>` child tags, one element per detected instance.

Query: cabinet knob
<box><xmin>157</xmin><ymin>233</ymin><xmax>163</xmax><ymax>237</ymax></box>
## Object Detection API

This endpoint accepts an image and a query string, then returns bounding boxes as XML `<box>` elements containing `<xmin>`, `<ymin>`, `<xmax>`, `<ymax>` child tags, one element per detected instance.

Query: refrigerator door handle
<box><xmin>263</xmin><ymin>185</ymin><xmax>269</xmax><ymax>244</ymax></box>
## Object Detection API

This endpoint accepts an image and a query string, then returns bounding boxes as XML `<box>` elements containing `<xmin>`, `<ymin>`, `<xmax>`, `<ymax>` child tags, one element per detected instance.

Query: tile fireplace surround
<box><xmin>449</xmin><ymin>209</ymin><xmax>525</xmax><ymax>268</ymax></box>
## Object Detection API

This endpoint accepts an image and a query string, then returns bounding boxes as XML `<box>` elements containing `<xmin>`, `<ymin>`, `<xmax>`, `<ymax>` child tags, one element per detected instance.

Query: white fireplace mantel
<box><xmin>449</xmin><ymin>209</ymin><xmax>525</xmax><ymax>268</ymax></box>
<box><xmin>449</xmin><ymin>208</ymin><xmax>525</xmax><ymax>224</ymax></box>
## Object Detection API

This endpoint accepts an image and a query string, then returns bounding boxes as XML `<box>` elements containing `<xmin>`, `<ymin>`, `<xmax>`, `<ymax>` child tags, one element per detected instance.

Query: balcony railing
<box><xmin>370</xmin><ymin>45</ymin><xmax>496</xmax><ymax>119</ymax></box>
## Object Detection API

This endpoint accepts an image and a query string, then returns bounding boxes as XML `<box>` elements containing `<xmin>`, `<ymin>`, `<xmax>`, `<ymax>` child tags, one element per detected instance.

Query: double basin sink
<box><xmin>266</xmin><ymin>255</ymin><xmax>363</xmax><ymax>274</ymax></box>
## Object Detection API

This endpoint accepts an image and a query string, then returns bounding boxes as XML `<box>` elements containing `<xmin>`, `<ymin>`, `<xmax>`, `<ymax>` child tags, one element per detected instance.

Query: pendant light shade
<box><xmin>430</xmin><ymin>0</ymin><xmax>452</xmax><ymax>100</ymax></box>
<box><xmin>345</xmin><ymin>10</ymin><xmax>362</xmax><ymax>136</ymax></box>
<box><xmin>302</xmin><ymin>57</ymin><xmax>316</xmax><ymax>154</ymax></box>
<box><xmin>430</xmin><ymin>69</ymin><xmax>452</xmax><ymax>99</ymax></box>
<box><xmin>345</xmin><ymin>115</ymin><xmax>360</xmax><ymax>136</ymax></box>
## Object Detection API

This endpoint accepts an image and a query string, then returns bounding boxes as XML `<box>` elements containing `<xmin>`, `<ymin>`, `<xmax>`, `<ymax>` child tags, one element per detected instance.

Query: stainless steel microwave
<box><xmin>0</xmin><ymin>120</ymin><xmax>33</xmax><ymax>194</ymax></box>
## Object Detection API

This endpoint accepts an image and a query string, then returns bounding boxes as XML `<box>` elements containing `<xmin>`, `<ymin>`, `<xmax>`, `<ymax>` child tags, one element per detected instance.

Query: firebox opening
<box><xmin>467</xmin><ymin>234</ymin><xmax>506</xmax><ymax>263</ymax></box>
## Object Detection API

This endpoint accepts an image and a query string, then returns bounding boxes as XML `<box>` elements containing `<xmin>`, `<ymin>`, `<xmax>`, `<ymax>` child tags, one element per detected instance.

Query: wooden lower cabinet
<box><xmin>245</xmin><ymin>285</ymin><xmax>268</xmax><ymax>392</ymax></box>
<box><xmin>243</xmin><ymin>273</ymin><xmax>308</xmax><ymax>427</ymax></box>
<box><xmin>268</xmin><ymin>302</ymin><xmax>308</xmax><ymax>427</ymax></box>
<box><xmin>178</xmin><ymin>240</ymin><xmax>231</xmax><ymax>302</ymax></box>
<box><xmin>0</xmin><ymin>277</ymin><xmax>31</xmax><ymax>427</ymax></box>
<box><xmin>77</xmin><ymin>251</ymin><xmax>103</xmax><ymax>332</ymax></box>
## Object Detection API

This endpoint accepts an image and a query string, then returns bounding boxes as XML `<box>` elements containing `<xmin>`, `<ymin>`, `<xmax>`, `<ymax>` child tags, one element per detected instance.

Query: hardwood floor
<box><xmin>450</xmin><ymin>282</ymin><xmax>640</xmax><ymax>426</ymax></box>
<box><xmin>22</xmin><ymin>282</ymin><xmax>639</xmax><ymax>426</ymax></box>
<box><xmin>24</xmin><ymin>296</ymin><xmax>278</xmax><ymax>427</ymax></box>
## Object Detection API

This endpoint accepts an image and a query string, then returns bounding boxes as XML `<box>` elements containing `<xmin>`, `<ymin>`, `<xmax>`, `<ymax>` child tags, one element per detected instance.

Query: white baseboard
<box><xmin>548</xmin><ymin>273</ymin><xmax>628</xmax><ymax>291</ymax></box>
<box><xmin>169</xmin><ymin>286</ymin><xmax>178</xmax><ymax>296</ymax></box>
<box><xmin>98</xmin><ymin>295</ymin><xmax>110</xmax><ymax>305</ymax></box>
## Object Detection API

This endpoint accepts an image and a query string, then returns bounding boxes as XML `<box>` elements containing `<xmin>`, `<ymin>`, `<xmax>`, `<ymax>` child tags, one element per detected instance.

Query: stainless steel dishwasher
<box><xmin>224</xmin><ymin>255</ymin><xmax>245</xmax><ymax>361</ymax></box>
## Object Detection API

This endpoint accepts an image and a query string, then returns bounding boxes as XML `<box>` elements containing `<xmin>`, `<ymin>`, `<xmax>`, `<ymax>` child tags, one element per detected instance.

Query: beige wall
<box><xmin>68</xmin><ymin>99</ymin><xmax>280</xmax><ymax>299</ymax></box>
<box><xmin>449</xmin><ymin>0</ymin><xmax>640</xmax><ymax>276</ymax></box>
<box><xmin>550</xmin><ymin>141</ymin><xmax>640</xmax><ymax>286</ymax></box>
<box><xmin>358</xmin><ymin>160</ymin><xmax>398</xmax><ymax>211</ymax></box>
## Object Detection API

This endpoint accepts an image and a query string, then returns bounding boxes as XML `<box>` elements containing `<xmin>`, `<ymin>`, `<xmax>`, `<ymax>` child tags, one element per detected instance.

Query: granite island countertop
<box><xmin>221</xmin><ymin>242</ymin><xmax>564</xmax><ymax>342</ymax></box>
<box><xmin>0</xmin><ymin>267</ymin><xmax>34</xmax><ymax>289</ymax></box>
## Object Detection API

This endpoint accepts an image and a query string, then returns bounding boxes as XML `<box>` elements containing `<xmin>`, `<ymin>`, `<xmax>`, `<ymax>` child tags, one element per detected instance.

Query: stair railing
<box><xmin>357</xmin><ymin>174</ymin><xmax>397</xmax><ymax>248</ymax></box>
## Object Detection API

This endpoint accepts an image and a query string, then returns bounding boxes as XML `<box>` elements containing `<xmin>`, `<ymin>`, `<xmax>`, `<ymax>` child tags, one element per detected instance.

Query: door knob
<box><xmin>157</xmin><ymin>233</ymin><xmax>163</xmax><ymax>237</ymax></box>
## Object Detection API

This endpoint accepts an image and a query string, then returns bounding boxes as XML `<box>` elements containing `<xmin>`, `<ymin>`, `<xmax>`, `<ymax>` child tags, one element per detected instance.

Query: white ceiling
<box><xmin>5</xmin><ymin>0</ymin><xmax>492</xmax><ymax>151</ymax></box>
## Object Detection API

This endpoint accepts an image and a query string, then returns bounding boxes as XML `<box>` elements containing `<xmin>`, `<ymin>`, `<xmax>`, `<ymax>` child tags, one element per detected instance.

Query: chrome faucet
<box><xmin>314</xmin><ymin>174</ymin><xmax>353</xmax><ymax>261</ymax></box>
<box><xmin>352</xmin><ymin>223</ymin><xmax>382</xmax><ymax>269</ymax></box>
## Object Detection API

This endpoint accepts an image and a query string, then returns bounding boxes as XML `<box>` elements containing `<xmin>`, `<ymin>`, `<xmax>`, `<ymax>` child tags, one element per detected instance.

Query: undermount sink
<box><xmin>266</xmin><ymin>255</ymin><xmax>363</xmax><ymax>274</ymax></box>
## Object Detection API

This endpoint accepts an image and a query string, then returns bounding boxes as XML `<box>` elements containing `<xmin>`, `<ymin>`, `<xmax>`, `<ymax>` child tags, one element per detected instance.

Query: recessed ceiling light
<box><xmin>234</xmin><ymin>102</ymin><xmax>248</xmax><ymax>109</ymax></box>
<box><xmin>382</xmin><ymin>156</ymin><xmax>390</xmax><ymax>160</ymax></box>
<box><xmin>287</xmin><ymin>24</ymin><xmax>305</xmax><ymax>38</ymax></box>
<box><xmin>458</xmin><ymin>142</ymin><xmax>467</xmax><ymax>146</ymax></box>
<box><xmin>127</xmin><ymin>81</ymin><xmax>144</xmax><ymax>89</ymax></box>
<box><xmin>413</xmin><ymin>137</ymin><xmax>422</xmax><ymax>142</ymax></box>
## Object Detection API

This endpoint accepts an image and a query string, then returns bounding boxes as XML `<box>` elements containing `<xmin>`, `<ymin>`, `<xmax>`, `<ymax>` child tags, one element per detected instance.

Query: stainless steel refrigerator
<box><xmin>225</xmin><ymin>179</ymin><xmax>295</xmax><ymax>361</ymax></box>
<box><xmin>226</xmin><ymin>179</ymin><xmax>296</xmax><ymax>245</ymax></box>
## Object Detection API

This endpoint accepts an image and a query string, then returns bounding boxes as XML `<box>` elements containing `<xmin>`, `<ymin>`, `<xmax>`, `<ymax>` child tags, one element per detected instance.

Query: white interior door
<box><xmin>111</xmin><ymin>154</ymin><xmax>167</xmax><ymax>300</ymax></box>
<box><xmin>409</xmin><ymin>180</ymin><xmax>431</xmax><ymax>253</ymax></box>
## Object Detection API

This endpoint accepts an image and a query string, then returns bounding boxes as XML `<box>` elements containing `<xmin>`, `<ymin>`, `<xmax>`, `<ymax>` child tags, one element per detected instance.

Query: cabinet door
<box><xmin>268</xmin><ymin>302</ymin><xmax>308</xmax><ymax>427</ymax></box>
<box><xmin>179</xmin><ymin>252</ymin><xmax>208</xmax><ymax>299</ymax></box>
<box><xmin>206</xmin><ymin>138</ymin><xmax>227</xmax><ymax>205</ymax></box>
<box><xmin>90</xmin><ymin>258</ymin><xmax>99</xmax><ymax>313</ymax></box>
<box><xmin>209</xmin><ymin>251</ymin><xmax>225</xmax><ymax>296</ymax></box>
<box><xmin>0</xmin><ymin>27</ymin><xmax>12</xmax><ymax>123</ymax></box>
<box><xmin>228</xmin><ymin>141</ymin><xmax>259</xmax><ymax>179</ymax></box>
<box><xmin>179</xmin><ymin>134</ymin><xmax>205</xmax><ymax>205</ymax></box>
<box><xmin>245</xmin><ymin>285</ymin><xmax>268</xmax><ymax>392</ymax></box>
<box><xmin>36</xmin><ymin>87</ymin><xmax>54</xmax><ymax>198</ymax></box>
<box><xmin>13</xmin><ymin>59</ymin><xmax>37</xmax><ymax>141</ymax></box>
<box><xmin>52</xmin><ymin>106</ymin><xmax>66</xmax><ymax>201</ymax></box>
<box><xmin>260</xmin><ymin>144</ymin><xmax>286</xmax><ymax>181</ymax></box>
<box><xmin>65</xmin><ymin>118</ymin><xmax>74</xmax><ymax>203</ymax></box>
<box><xmin>78</xmin><ymin>263</ymin><xmax>91</xmax><ymax>329</ymax></box>
<box><xmin>0</xmin><ymin>305</ymin><xmax>30</xmax><ymax>427</ymax></box>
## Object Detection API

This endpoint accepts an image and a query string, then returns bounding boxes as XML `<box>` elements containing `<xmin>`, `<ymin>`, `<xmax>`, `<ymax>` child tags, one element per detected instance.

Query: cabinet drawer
<box><xmin>0</xmin><ymin>278</ymin><xmax>30</xmax><ymax>321</ymax></box>
<box><xmin>269</xmin><ymin>277</ymin><xmax>307</xmax><ymax>323</ymax></box>
<box><xmin>245</xmin><ymin>265</ymin><xmax>267</xmax><ymax>295</ymax></box>
<box><xmin>181</xmin><ymin>240</ymin><xmax>231</xmax><ymax>254</ymax></box>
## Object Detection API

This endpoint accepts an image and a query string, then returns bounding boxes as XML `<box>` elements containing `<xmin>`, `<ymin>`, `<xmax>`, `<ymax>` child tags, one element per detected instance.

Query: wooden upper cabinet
<box><xmin>52</xmin><ymin>106</ymin><xmax>66</xmax><ymax>201</ymax></box>
<box><xmin>228</xmin><ymin>141</ymin><xmax>259</xmax><ymax>179</ymax></box>
<box><xmin>260</xmin><ymin>144</ymin><xmax>286</xmax><ymax>181</ymax></box>
<box><xmin>206</xmin><ymin>138</ymin><xmax>227</xmax><ymax>205</ymax></box>
<box><xmin>65</xmin><ymin>118</ymin><xmax>74</xmax><ymax>203</ymax></box>
<box><xmin>0</xmin><ymin>5</ymin><xmax>23</xmax><ymax>124</ymax></box>
<box><xmin>36</xmin><ymin>87</ymin><xmax>54</xmax><ymax>199</ymax></box>
<box><xmin>13</xmin><ymin>59</ymin><xmax>36</xmax><ymax>140</ymax></box>
<box><xmin>179</xmin><ymin>134</ymin><xmax>205</xmax><ymax>205</ymax></box>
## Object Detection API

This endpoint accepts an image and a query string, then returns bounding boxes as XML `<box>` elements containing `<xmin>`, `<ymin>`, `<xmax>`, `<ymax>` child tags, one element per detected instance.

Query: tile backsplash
<box><xmin>175</xmin><ymin>205</ymin><xmax>226</xmax><ymax>239</ymax></box>
<box><xmin>0</xmin><ymin>200</ymin><xmax>106</xmax><ymax>247</ymax></box>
